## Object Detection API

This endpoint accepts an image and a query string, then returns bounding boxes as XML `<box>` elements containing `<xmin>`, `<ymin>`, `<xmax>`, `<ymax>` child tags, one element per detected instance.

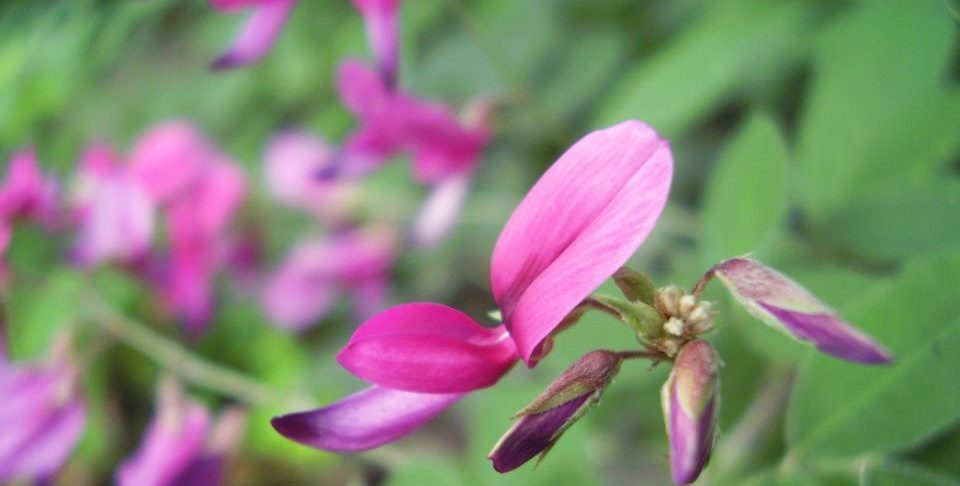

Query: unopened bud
<box><xmin>661</xmin><ymin>340</ymin><xmax>720</xmax><ymax>484</ymax></box>
<box><xmin>489</xmin><ymin>350</ymin><xmax>622</xmax><ymax>473</ymax></box>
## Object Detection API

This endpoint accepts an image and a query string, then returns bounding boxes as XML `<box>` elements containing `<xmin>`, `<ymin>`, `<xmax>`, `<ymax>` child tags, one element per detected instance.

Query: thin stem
<box><xmin>83</xmin><ymin>292</ymin><xmax>301</xmax><ymax>408</ymax></box>
<box><xmin>616</xmin><ymin>350</ymin><xmax>663</xmax><ymax>361</ymax></box>
<box><xmin>691</xmin><ymin>267</ymin><xmax>716</xmax><ymax>298</ymax></box>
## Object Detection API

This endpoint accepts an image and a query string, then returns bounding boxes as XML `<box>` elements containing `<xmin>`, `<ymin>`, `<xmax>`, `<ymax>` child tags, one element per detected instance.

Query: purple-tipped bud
<box><xmin>711</xmin><ymin>257</ymin><xmax>892</xmax><ymax>364</ymax></box>
<box><xmin>489</xmin><ymin>350</ymin><xmax>622</xmax><ymax>473</ymax></box>
<box><xmin>662</xmin><ymin>340</ymin><xmax>719</xmax><ymax>484</ymax></box>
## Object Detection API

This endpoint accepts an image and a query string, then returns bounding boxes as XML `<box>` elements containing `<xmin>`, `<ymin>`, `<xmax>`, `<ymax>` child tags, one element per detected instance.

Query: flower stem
<box><xmin>83</xmin><ymin>292</ymin><xmax>297</xmax><ymax>408</ymax></box>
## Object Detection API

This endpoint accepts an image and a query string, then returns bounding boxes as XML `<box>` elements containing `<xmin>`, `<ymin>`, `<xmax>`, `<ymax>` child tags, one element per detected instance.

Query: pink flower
<box><xmin>0</xmin><ymin>342</ymin><xmax>85</xmax><ymax>484</ymax></box>
<box><xmin>336</xmin><ymin>60</ymin><xmax>492</xmax><ymax>184</ymax></box>
<box><xmin>0</xmin><ymin>149</ymin><xmax>59</xmax><ymax>227</ymax></box>
<box><xmin>272</xmin><ymin>120</ymin><xmax>673</xmax><ymax>451</ymax></box>
<box><xmin>262</xmin><ymin>131</ymin><xmax>360</xmax><ymax>222</ymax></box>
<box><xmin>210</xmin><ymin>0</ymin><xmax>298</xmax><ymax>70</ymax></box>
<box><xmin>117</xmin><ymin>378</ymin><xmax>245</xmax><ymax>486</ymax></box>
<box><xmin>211</xmin><ymin>1</ymin><xmax>401</xmax><ymax>74</ymax></box>
<box><xmin>661</xmin><ymin>340</ymin><xmax>719</xmax><ymax>484</ymax></box>
<box><xmin>262</xmin><ymin>228</ymin><xmax>395</xmax><ymax>332</ymax></box>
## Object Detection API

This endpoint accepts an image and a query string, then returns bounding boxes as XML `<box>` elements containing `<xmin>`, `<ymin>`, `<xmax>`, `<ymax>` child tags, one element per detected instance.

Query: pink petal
<box><xmin>352</xmin><ymin>0</ymin><xmax>401</xmax><ymax>86</ymax></box>
<box><xmin>711</xmin><ymin>258</ymin><xmax>893</xmax><ymax>364</ymax></box>
<box><xmin>0</xmin><ymin>149</ymin><xmax>59</xmax><ymax>226</ymax></box>
<box><xmin>490</xmin><ymin>121</ymin><xmax>673</xmax><ymax>364</ymax></box>
<box><xmin>261</xmin><ymin>258</ymin><xmax>338</xmax><ymax>332</ymax></box>
<box><xmin>70</xmin><ymin>175</ymin><xmax>155</xmax><ymax>267</ymax></box>
<box><xmin>116</xmin><ymin>384</ymin><xmax>210</xmax><ymax>486</ymax></box>
<box><xmin>408</xmin><ymin>175</ymin><xmax>471</xmax><ymax>248</ymax></box>
<box><xmin>210</xmin><ymin>0</ymin><xmax>283</xmax><ymax>11</ymax></box>
<box><xmin>405</xmin><ymin>103</ymin><xmax>490</xmax><ymax>184</ymax></box>
<box><xmin>127</xmin><ymin>122</ymin><xmax>211</xmax><ymax>204</ymax></box>
<box><xmin>263</xmin><ymin>131</ymin><xmax>334</xmax><ymax>207</ymax></box>
<box><xmin>211</xmin><ymin>0</ymin><xmax>297</xmax><ymax>70</ymax></box>
<box><xmin>337</xmin><ymin>59</ymin><xmax>393</xmax><ymax>119</ymax></box>
<box><xmin>271</xmin><ymin>385</ymin><xmax>461</xmax><ymax>452</ymax></box>
<box><xmin>338</xmin><ymin>303</ymin><xmax>518</xmax><ymax>393</ymax></box>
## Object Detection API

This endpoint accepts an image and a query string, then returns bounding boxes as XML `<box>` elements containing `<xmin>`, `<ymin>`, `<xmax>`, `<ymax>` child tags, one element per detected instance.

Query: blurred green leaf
<box><xmin>700</xmin><ymin>112</ymin><xmax>788</xmax><ymax>267</ymax></box>
<box><xmin>812</xmin><ymin>180</ymin><xmax>960</xmax><ymax>262</ymax></box>
<box><xmin>786</xmin><ymin>249</ymin><xmax>960</xmax><ymax>457</ymax></box>
<box><xmin>7</xmin><ymin>268</ymin><xmax>84</xmax><ymax>360</ymax></box>
<box><xmin>797</xmin><ymin>0</ymin><xmax>960</xmax><ymax>218</ymax></box>
<box><xmin>862</xmin><ymin>460</ymin><xmax>959</xmax><ymax>486</ymax></box>
<box><xmin>389</xmin><ymin>459</ymin><xmax>470</xmax><ymax>486</ymax></box>
<box><xmin>593</xmin><ymin>0</ymin><xmax>811</xmax><ymax>137</ymax></box>
<box><xmin>538</xmin><ymin>29</ymin><xmax>626</xmax><ymax>124</ymax></box>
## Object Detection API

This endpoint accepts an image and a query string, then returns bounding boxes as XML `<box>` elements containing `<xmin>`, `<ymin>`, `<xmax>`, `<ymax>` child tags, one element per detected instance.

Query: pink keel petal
<box><xmin>338</xmin><ymin>303</ymin><xmax>518</xmax><ymax>393</ymax></box>
<box><xmin>491</xmin><ymin>121</ymin><xmax>673</xmax><ymax>364</ymax></box>
<box><xmin>212</xmin><ymin>0</ymin><xmax>297</xmax><ymax>70</ymax></box>
<box><xmin>271</xmin><ymin>385</ymin><xmax>461</xmax><ymax>452</ymax></box>
<box><xmin>712</xmin><ymin>258</ymin><xmax>893</xmax><ymax>364</ymax></box>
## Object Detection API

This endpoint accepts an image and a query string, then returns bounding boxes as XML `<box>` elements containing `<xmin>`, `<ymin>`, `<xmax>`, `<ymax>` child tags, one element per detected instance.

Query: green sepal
<box><xmin>613</xmin><ymin>266</ymin><xmax>658</xmax><ymax>305</ymax></box>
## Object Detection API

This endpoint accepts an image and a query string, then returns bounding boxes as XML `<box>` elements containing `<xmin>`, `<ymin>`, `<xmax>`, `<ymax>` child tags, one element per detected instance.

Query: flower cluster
<box><xmin>271</xmin><ymin>120</ymin><xmax>892</xmax><ymax>484</ymax></box>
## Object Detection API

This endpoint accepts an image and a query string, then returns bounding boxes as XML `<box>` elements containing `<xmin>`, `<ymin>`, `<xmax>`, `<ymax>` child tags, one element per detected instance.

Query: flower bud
<box><xmin>489</xmin><ymin>350</ymin><xmax>622</xmax><ymax>473</ymax></box>
<box><xmin>661</xmin><ymin>340</ymin><xmax>720</xmax><ymax>484</ymax></box>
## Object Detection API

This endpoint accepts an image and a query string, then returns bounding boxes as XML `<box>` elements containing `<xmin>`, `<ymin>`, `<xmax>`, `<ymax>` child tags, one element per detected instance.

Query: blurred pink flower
<box><xmin>272</xmin><ymin>120</ymin><xmax>673</xmax><ymax>452</ymax></box>
<box><xmin>212</xmin><ymin>0</ymin><xmax>402</xmax><ymax>74</ymax></box>
<box><xmin>336</xmin><ymin>59</ymin><xmax>492</xmax><ymax>183</ymax></box>
<box><xmin>262</xmin><ymin>227</ymin><xmax>395</xmax><ymax>332</ymax></box>
<box><xmin>0</xmin><ymin>340</ymin><xmax>85</xmax><ymax>484</ymax></box>
<box><xmin>263</xmin><ymin>131</ymin><xmax>360</xmax><ymax>222</ymax></box>
<box><xmin>117</xmin><ymin>378</ymin><xmax>245</xmax><ymax>486</ymax></box>
<box><xmin>0</xmin><ymin>148</ymin><xmax>59</xmax><ymax>227</ymax></box>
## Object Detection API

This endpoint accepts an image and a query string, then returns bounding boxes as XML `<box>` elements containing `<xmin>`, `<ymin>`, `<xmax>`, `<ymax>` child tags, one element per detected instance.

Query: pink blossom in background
<box><xmin>262</xmin><ymin>227</ymin><xmax>395</xmax><ymax>332</ymax></box>
<box><xmin>352</xmin><ymin>0</ymin><xmax>401</xmax><ymax>86</ymax></box>
<box><xmin>336</xmin><ymin>59</ymin><xmax>492</xmax><ymax>183</ymax></box>
<box><xmin>210</xmin><ymin>0</ymin><xmax>298</xmax><ymax>70</ymax></box>
<box><xmin>0</xmin><ymin>149</ymin><xmax>59</xmax><ymax>228</ymax></box>
<box><xmin>0</xmin><ymin>341</ymin><xmax>86</xmax><ymax>484</ymax></box>
<box><xmin>263</xmin><ymin>131</ymin><xmax>360</xmax><ymax>223</ymax></box>
<box><xmin>272</xmin><ymin>120</ymin><xmax>673</xmax><ymax>451</ymax></box>
<box><xmin>117</xmin><ymin>378</ymin><xmax>246</xmax><ymax>486</ymax></box>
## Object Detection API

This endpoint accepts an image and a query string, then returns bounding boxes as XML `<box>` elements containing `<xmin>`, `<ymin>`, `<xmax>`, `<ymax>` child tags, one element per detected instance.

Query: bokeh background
<box><xmin>2</xmin><ymin>0</ymin><xmax>960</xmax><ymax>484</ymax></box>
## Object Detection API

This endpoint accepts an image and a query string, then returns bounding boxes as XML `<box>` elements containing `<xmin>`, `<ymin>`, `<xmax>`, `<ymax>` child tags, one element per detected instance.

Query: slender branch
<box><xmin>691</xmin><ymin>267</ymin><xmax>717</xmax><ymax>298</ymax></box>
<box><xmin>616</xmin><ymin>350</ymin><xmax>663</xmax><ymax>361</ymax></box>
<box><xmin>83</xmin><ymin>292</ymin><xmax>302</xmax><ymax>408</ymax></box>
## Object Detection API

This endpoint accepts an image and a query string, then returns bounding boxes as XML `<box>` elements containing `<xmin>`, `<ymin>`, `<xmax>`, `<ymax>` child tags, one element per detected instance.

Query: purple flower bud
<box><xmin>488</xmin><ymin>350</ymin><xmax>622</xmax><ymax>473</ymax></box>
<box><xmin>711</xmin><ymin>257</ymin><xmax>892</xmax><ymax>364</ymax></box>
<box><xmin>662</xmin><ymin>340</ymin><xmax>719</xmax><ymax>485</ymax></box>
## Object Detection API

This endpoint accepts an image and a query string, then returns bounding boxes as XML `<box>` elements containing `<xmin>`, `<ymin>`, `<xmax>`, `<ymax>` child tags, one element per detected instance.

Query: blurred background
<box><xmin>2</xmin><ymin>0</ymin><xmax>959</xmax><ymax>484</ymax></box>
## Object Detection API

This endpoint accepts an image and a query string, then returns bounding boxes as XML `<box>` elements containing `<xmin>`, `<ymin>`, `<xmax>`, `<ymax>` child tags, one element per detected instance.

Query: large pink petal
<box><xmin>338</xmin><ymin>303</ymin><xmax>518</xmax><ymax>393</ymax></box>
<box><xmin>490</xmin><ymin>121</ymin><xmax>673</xmax><ymax>364</ymax></box>
<box><xmin>271</xmin><ymin>385</ymin><xmax>461</xmax><ymax>452</ymax></box>
<box><xmin>211</xmin><ymin>0</ymin><xmax>297</xmax><ymax>70</ymax></box>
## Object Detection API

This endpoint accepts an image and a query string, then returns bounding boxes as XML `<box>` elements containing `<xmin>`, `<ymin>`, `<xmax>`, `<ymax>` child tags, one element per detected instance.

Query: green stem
<box><xmin>83</xmin><ymin>293</ymin><xmax>300</xmax><ymax>408</ymax></box>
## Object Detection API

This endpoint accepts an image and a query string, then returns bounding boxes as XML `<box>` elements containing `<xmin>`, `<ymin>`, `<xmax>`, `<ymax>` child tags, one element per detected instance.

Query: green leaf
<box><xmin>797</xmin><ymin>1</ymin><xmax>960</xmax><ymax>218</ymax></box>
<box><xmin>6</xmin><ymin>269</ymin><xmax>84</xmax><ymax>360</ymax></box>
<box><xmin>593</xmin><ymin>0</ymin><xmax>811</xmax><ymax>137</ymax></box>
<box><xmin>700</xmin><ymin>112</ymin><xmax>789</xmax><ymax>267</ymax></box>
<box><xmin>812</xmin><ymin>180</ymin><xmax>960</xmax><ymax>262</ymax></box>
<box><xmin>786</xmin><ymin>250</ymin><xmax>960</xmax><ymax>457</ymax></box>
<box><xmin>863</xmin><ymin>460</ymin><xmax>960</xmax><ymax>486</ymax></box>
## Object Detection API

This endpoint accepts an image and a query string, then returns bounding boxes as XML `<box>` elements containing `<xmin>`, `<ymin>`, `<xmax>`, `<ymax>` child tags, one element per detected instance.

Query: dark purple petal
<box><xmin>662</xmin><ymin>340</ymin><xmax>719</xmax><ymax>485</ymax></box>
<box><xmin>271</xmin><ymin>386</ymin><xmax>462</xmax><ymax>452</ymax></box>
<box><xmin>759</xmin><ymin>303</ymin><xmax>892</xmax><ymax>364</ymax></box>
<box><xmin>489</xmin><ymin>393</ymin><xmax>591</xmax><ymax>473</ymax></box>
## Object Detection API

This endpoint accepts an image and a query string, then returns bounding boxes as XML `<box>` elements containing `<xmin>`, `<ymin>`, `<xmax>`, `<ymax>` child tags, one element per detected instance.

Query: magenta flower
<box><xmin>162</xmin><ymin>157</ymin><xmax>247</xmax><ymax>333</ymax></box>
<box><xmin>117</xmin><ymin>378</ymin><xmax>245</xmax><ymax>486</ymax></box>
<box><xmin>0</xmin><ymin>148</ymin><xmax>59</xmax><ymax>227</ymax></box>
<box><xmin>0</xmin><ymin>343</ymin><xmax>85</xmax><ymax>483</ymax></box>
<box><xmin>661</xmin><ymin>340</ymin><xmax>719</xmax><ymax>485</ymax></box>
<box><xmin>272</xmin><ymin>120</ymin><xmax>673</xmax><ymax>451</ymax></box>
<box><xmin>352</xmin><ymin>0</ymin><xmax>401</xmax><ymax>86</ymax></box>
<box><xmin>210</xmin><ymin>0</ymin><xmax>298</xmax><ymax>70</ymax></box>
<box><xmin>336</xmin><ymin>59</ymin><xmax>492</xmax><ymax>183</ymax></box>
<box><xmin>262</xmin><ymin>228</ymin><xmax>395</xmax><ymax>332</ymax></box>
<box><xmin>263</xmin><ymin>131</ymin><xmax>360</xmax><ymax>222</ymax></box>
<box><xmin>708</xmin><ymin>257</ymin><xmax>893</xmax><ymax>363</ymax></box>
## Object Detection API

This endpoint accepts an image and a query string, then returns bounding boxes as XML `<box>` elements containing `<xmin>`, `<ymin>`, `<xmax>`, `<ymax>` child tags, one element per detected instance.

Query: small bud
<box><xmin>711</xmin><ymin>257</ymin><xmax>892</xmax><ymax>364</ymax></box>
<box><xmin>664</xmin><ymin>317</ymin><xmax>685</xmax><ymax>337</ymax></box>
<box><xmin>656</xmin><ymin>285</ymin><xmax>683</xmax><ymax>316</ymax></box>
<box><xmin>489</xmin><ymin>350</ymin><xmax>622</xmax><ymax>473</ymax></box>
<box><xmin>661</xmin><ymin>340</ymin><xmax>720</xmax><ymax>485</ymax></box>
<box><xmin>679</xmin><ymin>294</ymin><xmax>697</xmax><ymax>315</ymax></box>
<box><xmin>613</xmin><ymin>266</ymin><xmax>658</xmax><ymax>304</ymax></box>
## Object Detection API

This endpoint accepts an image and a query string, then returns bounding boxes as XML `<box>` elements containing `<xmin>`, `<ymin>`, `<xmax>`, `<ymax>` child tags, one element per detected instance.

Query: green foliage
<box><xmin>786</xmin><ymin>250</ymin><xmax>960</xmax><ymax>457</ymax></box>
